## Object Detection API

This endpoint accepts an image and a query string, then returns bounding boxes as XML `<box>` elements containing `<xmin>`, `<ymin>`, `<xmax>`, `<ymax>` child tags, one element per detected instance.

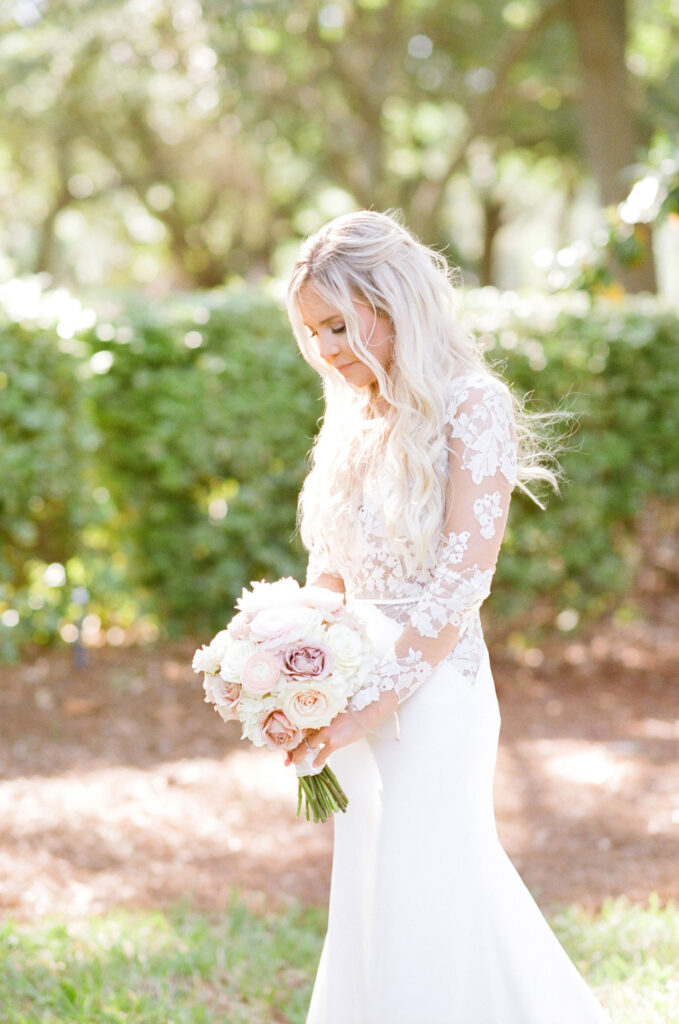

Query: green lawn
<box><xmin>0</xmin><ymin>896</ymin><xmax>675</xmax><ymax>1023</ymax></box>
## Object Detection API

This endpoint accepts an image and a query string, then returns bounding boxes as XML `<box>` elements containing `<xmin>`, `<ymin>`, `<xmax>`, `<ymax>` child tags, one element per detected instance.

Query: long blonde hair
<box><xmin>287</xmin><ymin>210</ymin><xmax>556</xmax><ymax>578</ymax></box>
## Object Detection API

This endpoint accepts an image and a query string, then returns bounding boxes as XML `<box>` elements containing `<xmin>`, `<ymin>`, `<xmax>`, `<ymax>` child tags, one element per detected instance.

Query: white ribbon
<box><xmin>294</xmin><ymin>746</ymin><xmax>324</xmax><ymax>778</ymax></box>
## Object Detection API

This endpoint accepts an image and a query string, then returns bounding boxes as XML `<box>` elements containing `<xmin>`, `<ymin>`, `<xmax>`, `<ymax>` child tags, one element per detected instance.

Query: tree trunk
<box><xmin>566</xmin><ymin>0</ymin><xmax>656</xmax><ymax>291</ymax></box>
<box><xmin>479</xmin><ymin>194</ymin><xmax>503</xmax><ymax>287</ymax></box>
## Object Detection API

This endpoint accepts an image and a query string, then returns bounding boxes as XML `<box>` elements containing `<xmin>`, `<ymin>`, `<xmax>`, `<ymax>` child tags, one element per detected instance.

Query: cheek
<box><xmin>373</xmin><ymin>324</ymin><xmax>394</xmax><ymax>368</ymax></box>
<box><xmin>357</xmin><ymin>313</ymin><xmax>393</xmax><ymax>366</ymax></box>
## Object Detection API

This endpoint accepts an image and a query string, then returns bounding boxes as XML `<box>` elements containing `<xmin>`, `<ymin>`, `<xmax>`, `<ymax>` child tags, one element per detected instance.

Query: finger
<box><xmin>314</xmin><ymin>743</ymin><xmax>332</xmax><ymax>768</ymax></box>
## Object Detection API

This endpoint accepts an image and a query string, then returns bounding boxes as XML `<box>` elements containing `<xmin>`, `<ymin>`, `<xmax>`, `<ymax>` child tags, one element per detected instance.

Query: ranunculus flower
<box><xmin>241</xmin><ymin>650</ymin><xmax>281</xmax><ymax>694</ymax></box>
<box><xmin>260</xmin><ymin>709</ymin><xmax>304</xmax><ymax>751</ymax></box>
<box><xmin>219</xmin><ymin>639</ymin><xmax>257</xmax><ymax>683</ymax></box>
<box><xmin>283</xmin><ymin>643</ymin><xmax>332</xmax><ymax>679</ymax></box>
<box><xmin>280</xmin><ymin>679</ymin><xmax>346</xmax><ymax>730</ymax></box>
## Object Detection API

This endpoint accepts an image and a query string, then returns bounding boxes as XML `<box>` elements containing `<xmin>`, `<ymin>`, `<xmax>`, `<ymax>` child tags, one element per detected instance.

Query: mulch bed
<box><xmin>1</xmin><ymin>598</ymin><xmax>677</xmax><ymax>921</ymax></box>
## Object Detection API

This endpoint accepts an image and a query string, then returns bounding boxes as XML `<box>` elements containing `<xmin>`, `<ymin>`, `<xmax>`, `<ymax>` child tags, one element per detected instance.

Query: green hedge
<box><xmin>83</xmin><ymin>290</ymin><xmax>321</xmax><ymax>635</ymax></box>
<box><xmin>1</xmin><ymin>281</ymin><xmax>678</xmax><ymax>658</ymax></box>
<box><xmin>465</xmin><ymin>289</ymin><xmax>679</xmax><ymax>626</ymax></box>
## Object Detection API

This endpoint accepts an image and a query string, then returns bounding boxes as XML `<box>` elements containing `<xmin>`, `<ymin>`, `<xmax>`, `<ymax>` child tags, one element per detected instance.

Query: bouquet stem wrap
<box><xmin>294</xmin><ymin>748</ymin><xmax>348</xmax><ymax>823</ymax></box>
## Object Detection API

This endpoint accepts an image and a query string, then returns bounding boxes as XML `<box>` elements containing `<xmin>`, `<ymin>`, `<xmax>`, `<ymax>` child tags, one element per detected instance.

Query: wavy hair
<box><xmin>287</xmin><ymin>210</ymin><xmax>557</xmax><ymax>578</ymax></box>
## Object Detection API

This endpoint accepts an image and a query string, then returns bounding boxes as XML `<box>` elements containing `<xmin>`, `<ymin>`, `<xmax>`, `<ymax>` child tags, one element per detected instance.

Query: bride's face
<box><xmin>298</xmin><ymin>283</ymin><xmax>393</xmax><ymax>388</ymax></box>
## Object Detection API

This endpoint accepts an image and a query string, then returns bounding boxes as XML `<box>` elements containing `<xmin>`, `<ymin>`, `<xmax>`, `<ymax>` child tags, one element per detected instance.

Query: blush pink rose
<box><xmin>241</xmin><ymin>650</ymin><xmax>281</xmax><ymax>694</ymax></box>
<box><xmin>203</xmin><ymin>674</ymin><xmax>241</xmax><ymax>722</ymax></box>
<box><xmin>260</xmin><ymin>709</ymin><xmax>304</xmax><ymax>751</ymax></box>
<box><xmin>283</xmin><ymin>643</ymin><xmax>333</xmax><ymax>679</ymax></box>
<box><xmin>281</xmin><ymin>679</ymin><xmax>346</xmax><ymax>730</ymax></box>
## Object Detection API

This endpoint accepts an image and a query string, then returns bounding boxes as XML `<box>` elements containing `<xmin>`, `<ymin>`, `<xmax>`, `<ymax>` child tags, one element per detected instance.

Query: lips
<box><xmin>336</xmin><ymin>361</ymin><xmax>355</xmax><ymax>372</ymax></box>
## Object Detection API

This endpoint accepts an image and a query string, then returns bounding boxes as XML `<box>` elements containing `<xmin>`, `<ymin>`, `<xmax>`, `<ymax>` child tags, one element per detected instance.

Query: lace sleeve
<box><xmin>350</xmin><ymin>375</ymin><xmax>518</xmax><ymax>710</ymax></box>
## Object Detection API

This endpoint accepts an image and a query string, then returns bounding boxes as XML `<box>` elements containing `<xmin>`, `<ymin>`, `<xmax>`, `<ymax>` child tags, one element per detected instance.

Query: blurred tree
<box><xmin>0</xmin><ymin>0</ymin><xmax>676</xmax><ymax>289</ymax></box>
<box><xmin>566</xmin><ymin>0</ymin><xmax>656</xmax><ymax>290</ymax></box>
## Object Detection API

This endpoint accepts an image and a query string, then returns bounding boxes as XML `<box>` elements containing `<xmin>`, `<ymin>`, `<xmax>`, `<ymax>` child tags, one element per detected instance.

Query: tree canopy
<box><xmin>1</xmin><ymin>0</ymin><xmax>677</xmax><ymax>289</ymax></box>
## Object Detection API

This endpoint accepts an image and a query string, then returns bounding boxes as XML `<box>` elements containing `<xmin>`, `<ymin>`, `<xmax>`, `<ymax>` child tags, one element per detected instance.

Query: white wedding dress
<box><xmin>305</xmin><ymin>373</ymin><xmax>611</xmax><ymax>1024</ymax></box>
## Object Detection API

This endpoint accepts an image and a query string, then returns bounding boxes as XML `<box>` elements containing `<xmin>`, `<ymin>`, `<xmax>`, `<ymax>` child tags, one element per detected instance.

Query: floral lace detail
<box><xmin>410</xmin><ymin>565</ymin><xmax>494</xmax><ymax>638</ymax></box>
<box><xmin>440</xmin><ymin>530</ymin><xmax>470</xmax><ymax>565</ymax></box>
<box><xmin>446</xmin><ymin>374</ymin><xmax>518</xmax><ymax>486</ymax></box>
<box><xmin>308</xmin><ymin>373</ymin><xmax>518</xmax><ymax>710</ymax></box>
<box><xmin>473</xmin><ymin>491</ymin><xmax>503</xmax><ymax>540</ymax></box>
<box><xmin>349</xmin><ymin>647</ymin><xmax>432</xmax><ymax>710</ymax></box>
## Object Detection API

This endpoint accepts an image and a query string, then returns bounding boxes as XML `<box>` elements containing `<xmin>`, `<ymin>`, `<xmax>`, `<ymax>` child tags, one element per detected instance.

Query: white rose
<box><xmin>219</xmin><ymin>639</ymin><xmax>257</xmax><ymax>682</ymax></box>
<box><xmin>326</xmin><ymin>623</ymin><xmax>365</xmax><ymax>672</ymax></box>
<box><xmin>279</xmin><ymin>678</ymin><xmax>346</xmax><ymax>731</ymax></box>
<box><xmin>209</xmin><ymin>629</ymin><xmax>233</xmax><ymax>662</ymax></box>
<box><xmin>239</xmin><ymin>692</ymin><xmax>278</xmax><ymax>746</ymax></box>
<box><xmin>192</xmin><ymin>644</ymin><xmax>220</xmax><ymax>676</ymax></box>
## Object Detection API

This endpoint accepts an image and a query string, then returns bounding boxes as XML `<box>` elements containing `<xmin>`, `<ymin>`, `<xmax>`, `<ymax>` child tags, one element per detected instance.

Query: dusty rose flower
<box><xmin>241</xmin><ymin>650</ymin><xmax>281</xmax><ymax>694</ymax></box>
<box><xmin>283</xmin><ymin>643</ymin><xmax>333</xmax><ymax>679</ymax></box>
<box><xmin>260</xmin><ymin>709</ymin><xmax>304</xmax><ymax>751</ymax></box>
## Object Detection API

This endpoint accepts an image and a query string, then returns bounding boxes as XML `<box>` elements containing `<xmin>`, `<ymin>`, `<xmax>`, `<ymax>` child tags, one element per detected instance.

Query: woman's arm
<box><xmin>349</xmin><ymin>375</ymin><xmax>517</xmax><ymax>710</ymax></box>
<box><xmin>307</xmin><ymin>571</ymin><xmax>346</xmax><ymax>596</ymax></box>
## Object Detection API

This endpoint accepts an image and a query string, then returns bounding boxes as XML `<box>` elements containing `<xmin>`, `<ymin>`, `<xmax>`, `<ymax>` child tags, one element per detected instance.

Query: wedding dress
<box><xmin>305</xmin><ymin>372</ymin><xmax>611</xmax><ymax>1024</ymax></box>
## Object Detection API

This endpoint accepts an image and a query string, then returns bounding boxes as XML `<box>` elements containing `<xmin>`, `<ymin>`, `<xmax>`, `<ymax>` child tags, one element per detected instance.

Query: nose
<box><xmin>317</xmin><ymin>330</ymin><xmax>341</xmax><ymax>361</ymax></box>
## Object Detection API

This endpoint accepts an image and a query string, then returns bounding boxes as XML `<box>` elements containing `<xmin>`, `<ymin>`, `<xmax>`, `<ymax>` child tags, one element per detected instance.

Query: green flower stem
<box><xmin>296</xmin><ymin>766</ymin><xmax>349</xmax><ymax>823</ymax></box>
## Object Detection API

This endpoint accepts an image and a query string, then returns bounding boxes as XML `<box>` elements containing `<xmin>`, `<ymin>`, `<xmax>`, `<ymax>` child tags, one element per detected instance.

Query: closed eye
<box><xmin>331</xmin><ymin>325</ymin><xmax>346</xmax><ymax>335</ymax></box>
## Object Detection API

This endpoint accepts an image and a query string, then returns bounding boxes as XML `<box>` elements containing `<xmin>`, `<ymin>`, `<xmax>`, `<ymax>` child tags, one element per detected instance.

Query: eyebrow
<box><xmin>304</xmin><ymin>314</ymin><xmax>344</xmax><ymax>328</ymax></box>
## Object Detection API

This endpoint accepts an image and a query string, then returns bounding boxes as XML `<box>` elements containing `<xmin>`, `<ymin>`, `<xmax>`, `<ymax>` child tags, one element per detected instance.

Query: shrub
<box><xmin>80</xmin><ymin>288</ymin><xmax>322</xmax><ymax>637</ymax></box>
<box><xmin>1</xmin><ymin>281</ymin><xmax>678</xmax><ymax>657</ymax></box>
<box><xmin>465</xmin><ymin>289</ymin><xmax>679</xmax><ymax>626</ymax></box>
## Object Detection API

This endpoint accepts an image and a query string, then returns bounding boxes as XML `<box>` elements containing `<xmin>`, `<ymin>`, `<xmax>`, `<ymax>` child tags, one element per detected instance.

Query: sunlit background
<box><xmin>2</xmin><ymin>0</ymin><xmax>679</xmax><ymax>653</ymax></box>
<box><xmin>2</xmin><ymin>0</ymin><xmax>678</xmax><ymax>297</ymax></box>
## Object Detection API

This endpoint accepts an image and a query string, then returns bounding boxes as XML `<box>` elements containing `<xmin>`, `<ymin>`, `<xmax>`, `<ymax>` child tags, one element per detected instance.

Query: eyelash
<box><xmin>309</xmin><ymin>325</ymin><xmax>346</xmax><ymax>338</ymax></box>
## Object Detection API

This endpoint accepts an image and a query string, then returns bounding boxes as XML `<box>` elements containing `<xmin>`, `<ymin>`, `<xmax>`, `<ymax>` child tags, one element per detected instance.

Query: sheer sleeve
<box><xmin>350</xmin><ymin>375</ymin><xmax>518</xmax><ymax>711</ymax></box>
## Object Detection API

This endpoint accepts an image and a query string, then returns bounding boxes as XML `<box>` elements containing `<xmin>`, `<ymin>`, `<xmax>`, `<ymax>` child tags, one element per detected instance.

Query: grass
<box><xmin>0</xmin><ymin>896</ymin><xmax>676</xmax><ymax>1023</ymax></box>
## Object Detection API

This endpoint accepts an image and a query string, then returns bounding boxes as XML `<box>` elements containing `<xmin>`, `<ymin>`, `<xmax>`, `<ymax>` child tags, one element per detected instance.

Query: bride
<box><xmin>285</xmin><ymin>210</ymin><xmax>611</xmax><ymax>1024</ymax></box>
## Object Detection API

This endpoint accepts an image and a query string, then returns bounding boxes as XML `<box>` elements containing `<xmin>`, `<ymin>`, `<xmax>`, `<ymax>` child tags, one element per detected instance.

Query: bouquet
<box><xmin>192</xmin><ymin>577</ymin><xmax>376</xmax><ymax>823</ymax></box>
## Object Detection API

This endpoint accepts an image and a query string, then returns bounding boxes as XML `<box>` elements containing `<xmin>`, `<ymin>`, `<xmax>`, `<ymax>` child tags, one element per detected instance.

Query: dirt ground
<box><xmin>1</xmin><ymin>596</ymin><xmax>678</xmax><ymax>923</ymax></box>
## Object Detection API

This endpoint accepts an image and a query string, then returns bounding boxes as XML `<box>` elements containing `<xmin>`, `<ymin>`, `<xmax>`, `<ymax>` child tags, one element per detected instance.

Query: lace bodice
<box><xmin>305</xmin><ymin>372</ymin><xmax>518</xmax><ymax>709</ymax></box>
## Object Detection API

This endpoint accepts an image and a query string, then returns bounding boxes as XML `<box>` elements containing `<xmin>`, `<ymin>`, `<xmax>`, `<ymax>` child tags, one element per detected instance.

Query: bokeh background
<box><xmin>1</xmin><ymin>3</ymin><xmax>679</xmax><ymax>1021</ymax></box>
<box><xmin>1</xmin><ymin>0</ymin><xmax>679</xmax><ymax>653</ymax></box>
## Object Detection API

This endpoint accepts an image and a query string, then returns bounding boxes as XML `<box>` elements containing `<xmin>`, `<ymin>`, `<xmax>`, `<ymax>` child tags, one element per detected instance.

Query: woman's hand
<box><xmin>287</xmin><ymin>688</ymin><xmax>399</xmax><ymax>770</ymax></box>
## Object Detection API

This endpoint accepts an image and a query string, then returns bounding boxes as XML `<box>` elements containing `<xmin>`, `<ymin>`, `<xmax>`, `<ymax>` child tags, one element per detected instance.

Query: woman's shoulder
<box><xmin>444</xmin><ymin>369</ymin><xmax>513</xmax><ymax>416</ymax></box>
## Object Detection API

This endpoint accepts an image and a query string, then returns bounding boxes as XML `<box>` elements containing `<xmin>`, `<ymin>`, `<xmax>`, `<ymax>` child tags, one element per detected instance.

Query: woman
<box><xmin>286</xmin><ymin>210</ymin><xmax>611</xmax><ymax>1024</ymax></box>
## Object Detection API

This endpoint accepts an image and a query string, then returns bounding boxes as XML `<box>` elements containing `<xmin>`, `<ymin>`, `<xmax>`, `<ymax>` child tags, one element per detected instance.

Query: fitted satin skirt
<box><xmin>305</xmin><ymin>603</ymin><xmax>611</xmax><ymax>1024</ymax></box>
